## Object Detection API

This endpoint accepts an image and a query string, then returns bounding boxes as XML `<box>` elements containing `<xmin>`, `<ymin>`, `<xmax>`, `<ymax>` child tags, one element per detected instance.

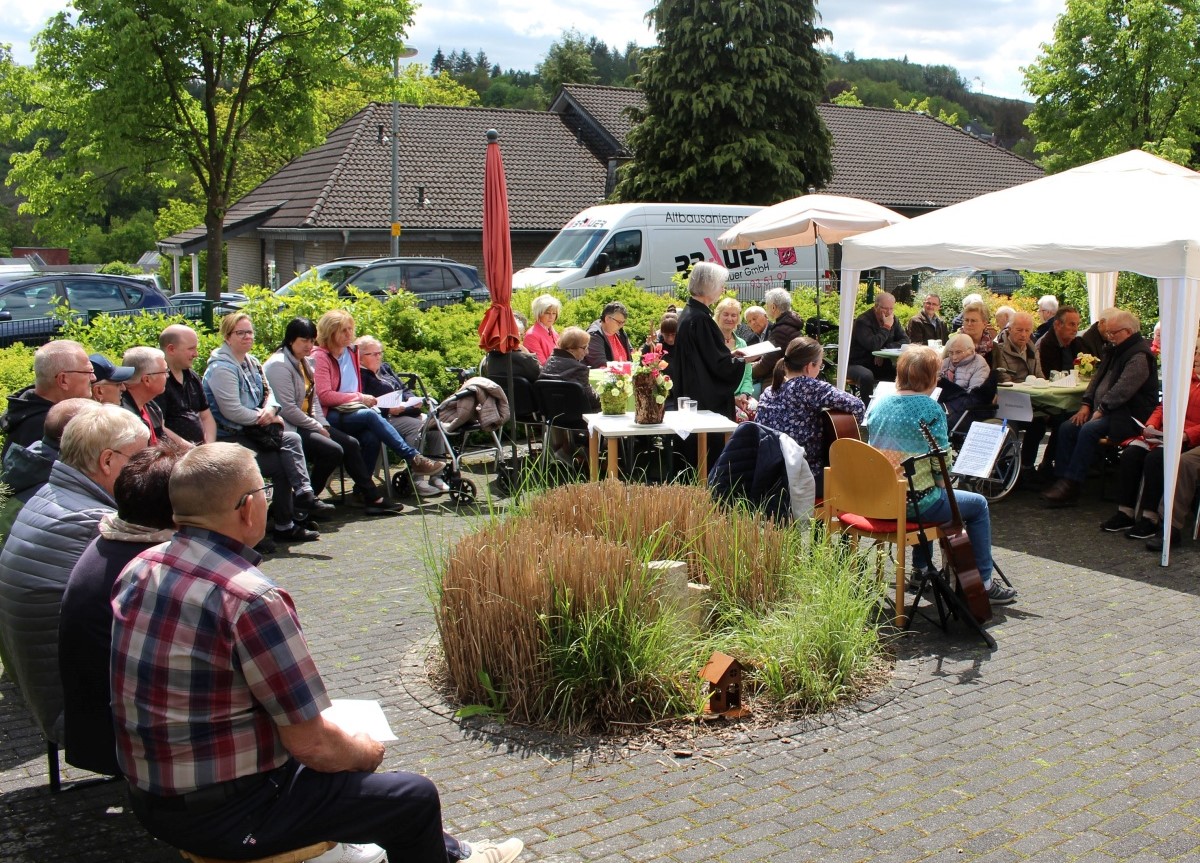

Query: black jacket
<box><xmin>672</xmin><ymin>297</ymin><xmax>745</xmax><ymax>419</ymax></box>
<box><xmin>1084</xmin><ymin>332</ymin><xmax>1158</xmax><ymax>434</ymax></box>
<box><xmin>541</xmin><ymin>348</ymin><xmax>600</xmax><ymax>411</ymax></box>
<box><xmin>482</xmin><ymin>349</ymin><xmax>541</xmax><ymax>386</ymax></box>
<box><xmin>0</xmin><ymin>386</ymin><xmax>52</xmax><ymax>458</ymax></box>
<box><xmin>585</xmin><ymin>320</ymin><xmax>633</xmax><ymax>369</ymax></box>
<box><xmin>849</xmin><ymin>309</ymin><xmax>908</xmax><ymax>368</ymax></box>
<box><xmin>751</xmin><ymin>310</ymin><xmax>805</xmax><ymax>383</ymax></box>
<box><xmin>361</xmin><ymin>362</ymin><xmax>422</xmax><ymax>418</ymax></box>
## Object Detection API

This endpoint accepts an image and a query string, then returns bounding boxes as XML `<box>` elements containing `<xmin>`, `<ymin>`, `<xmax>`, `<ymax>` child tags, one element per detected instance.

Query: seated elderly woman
<box><xmin>202</xmin><ymin>312</ymin><xmax>323</xmax><ymax>548</ymax></box>
<box><xmin>523</xmin><ymin>294</ymin><xmax>562</xmax><ymax>364</ymax></box>
<box><xmin>311</xmin><ymin>309</ymin><xmax>447</xmax><ymax>488</ymax></box>
<box><xmin>864</xmin><ymin>346</ymin><xmax>1017</xmax><ymax>606</ymax></box>
<box><xmin>939</xmin><ymin>332</ymin><xmax>993</xmax><ymax>430</ymax></box>
<box><xmin>356</xmin><ymin>334</ymin><xmax>449</xmax><ymax>497</ymax></box>
<box><xmin>956</xmin><ymin>300</ymin><xmax>996</xmax><ymax>357</ymax></box>
<box><xmin>59</xmin><ymin>440</ymin><xmax>184</xmax><ymax>776</ymax></box>
<box><xmin>482</xmin><ymin>312</ymin><xmax>542</xmax><ymax>387</ymax></box>
<box><xmin>754</xmin><ymin>336</ymin><xmax>864</xmax><ymax>494</ymax></box>
<box><xmin>0</xmin><ymin>403</ymin><xmax>149</xmax><ymax>744</ymax></box>
<box><xmin>541</xmin><ymin>326</ymin><xmax>600</xmax><ymax>411</ymax></box>
<box><xmin>263</xmin><ymin>318</ymin><xmax>400</xmax><ymax>515</ymax></box>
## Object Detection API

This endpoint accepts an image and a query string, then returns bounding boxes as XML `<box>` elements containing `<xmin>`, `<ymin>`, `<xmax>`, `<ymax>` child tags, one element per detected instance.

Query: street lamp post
<box><xmin>391</xmin><ymin>48</ymin><xmax>419</xmax><ymax>257</ymax></box>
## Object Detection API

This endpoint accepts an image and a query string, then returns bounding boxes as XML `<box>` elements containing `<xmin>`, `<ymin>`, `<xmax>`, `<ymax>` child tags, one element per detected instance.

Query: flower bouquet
<box><xmin>1074</xmin><ymin>352</ymin><xmax>1100</xmax><ymax>381</ymax></box>
<box><xmin>597</xmin><ymin>363</ymin><xmax>633</xmax><ymax>415</ymax></box>
<box><xmin>631</xmin><ymin>349</ymin><xmax>672</xmax><ymax>424</ymax></box>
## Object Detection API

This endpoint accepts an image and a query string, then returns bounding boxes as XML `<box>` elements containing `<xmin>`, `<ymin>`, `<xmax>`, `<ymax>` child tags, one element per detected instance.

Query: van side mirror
<box><xmin>587</xmin><ymin>253</ymin><xmax>609</xmax><ymax>277</ymax></box>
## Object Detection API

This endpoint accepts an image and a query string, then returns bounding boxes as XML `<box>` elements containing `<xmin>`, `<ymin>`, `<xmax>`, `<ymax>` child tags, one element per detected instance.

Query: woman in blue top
<box><xmin>864</xmin><ymin>345</ymin><xmax>1017</xmax><ymax>606</ymax></box>
<box><xmin>755</xmin><ymin>336</ymin><xmax>863</xmax><ymax>494</ymax></box>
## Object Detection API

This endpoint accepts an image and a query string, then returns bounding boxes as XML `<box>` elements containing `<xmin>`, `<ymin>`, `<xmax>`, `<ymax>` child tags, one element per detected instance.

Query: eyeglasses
<box><xmin>62</xmin><ymin>369</ymin><xmax>96</xmax><ymax>376</ymax></box>
<box><xmin>360</xmin><ymin>350</ymin><xmax>383</xmax><ymax>357</ymax></box>
<box><xmin>609</xmin><ymin>316</ymin><xmax>627</xmax><ymax>326</ymax></box>
<box><xmin>233</xmin><ymin>329</ymin><xmax>255</xmax><ymax>337</ymax></box>
<box><xmin>145</xmin><ymin>370</ymin><xmax>170</xmax><ymax>376</ymax></box>
<box><xmin>235</xmin><ymin>484</ymin><xmax>274</xmax><ymax>510</ymax></box>
<box><xmin>107</xmin><ymin>448</ymin><xmax>140</xmax><ymax>463</ymax></box>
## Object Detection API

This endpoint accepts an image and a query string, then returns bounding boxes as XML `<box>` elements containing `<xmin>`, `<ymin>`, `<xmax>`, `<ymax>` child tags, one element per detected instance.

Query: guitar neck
<box><xmin>919</xmin><ymin>421</ymin><xmax>964</xmax><ymax>532</ymax></box>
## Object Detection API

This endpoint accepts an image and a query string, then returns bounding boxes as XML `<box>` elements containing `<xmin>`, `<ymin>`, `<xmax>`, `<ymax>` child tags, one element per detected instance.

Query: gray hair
<box><xmin>355</xmin><ymin>335</ymin><xmax>383</xmax><ymax>352</ymax></box>
<box><xmin>122</xmin><ymin>346</ymin><xmax>165</xmax><ymax>377</ymax></box>
<box><xmin>1037</xmin><ymin>295</ymin><xmax>1059</xmax><ymax>313</ymax></box>
<box><xmin>59</xmin><ymin>403</ymin><xmax>148</xmax><ymax>474</ymax></box>
<box><xmin>688</xmin><ymin>261</ymin><xmax>729</xmax><ymax>299</ymax></box>
<box><xmin>1107</xmin><ymin>309</ymin><xmax>1140</xmax><ymax>333</ymax></box>
<box><xmin>744</xmin><ymin>305</ymin><xmax>767</xmax><ymax>321</ymax></box>
<box><xmin>33</xmin><ymin>340</ymin><xmax>88</xmax><ymax>390</ymax></box>
<box><xmin>530</xmin><ymin>294</ymin><xmax>562</xmax><ymax>321</ymax></box>
<box><xmin>763</xmin><ymin>287</ymin><xmax>792</xmax><ymax>313</ymax></box>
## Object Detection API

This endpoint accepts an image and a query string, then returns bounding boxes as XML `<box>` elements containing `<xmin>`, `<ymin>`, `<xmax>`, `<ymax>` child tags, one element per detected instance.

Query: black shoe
<box><xmin>253</xmin><ymin>536</ymin><xmax>277</xmax><ymax>555</ymax></box>
<box><xmin>1100</xmin><ymin>512</ymin><xmax>1136</xmax><ymax>533</ymax></box>
<box><xmin>273</xmin><ymin>524</ymin><xmax>320</xmax><ymax>543</ymax></box>
<box><xmin>1126</xmin><ymin>518</ymin><xmax>1159</xmax><ymax>540</ymax></box>
<box><xmin>1146</xmin><ymin>527</ymin><xmax>1182</xmax><ymax>552</ymax></box>
<box><xmin>364</xmin><ymin>499</ymin><xmax>404</xmax><ymax>516</ymax></box>
<box><xmin>294</xmin><ymin>492</ymin><xmax>336</xmax><ymax>518</ymax></box>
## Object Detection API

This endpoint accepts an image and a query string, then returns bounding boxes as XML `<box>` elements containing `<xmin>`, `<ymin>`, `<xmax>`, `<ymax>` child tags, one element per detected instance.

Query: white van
<box><xmin>513</xmin><ymin>203</ymin><xmax>827</xmax><ymax>299</ymax></box>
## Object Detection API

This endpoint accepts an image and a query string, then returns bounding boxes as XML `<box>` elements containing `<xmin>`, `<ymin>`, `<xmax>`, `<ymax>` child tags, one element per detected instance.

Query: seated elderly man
<box><xmin>750</xmin><ymin>287</ymin><xmax>806</xmax><ymax>386</ymax></box>
<box><xmin>1035</xmin><ymin>305</ymin><xmax>1084</xmax><ymax>376</ymax></box>
<box><xmin>122</xmin><ymin>345</ymin><xmax>192</xmax><ymax>447</ymax></box>
<box><xmin>1</xmin><ymin>339</ymin><xmax>95</xmax><ymax>457</ymax></box>
<box><xmin>992</xmin><ymin>311</ymin><xmax>1049</xmax><ymax>469</ymax></box>
<box><xmin>846</xmin><ymin>291</ymin><xmax>908</xmax><ymax>401</ymax></box>
<box><xmin>111</xmin><ymin>443</ymin><xmax>523</xmax><ymax>863</ymax></box>
<box><xmin>1042</xmin><ymin>310</ymin><xmax>1159</xmax><ymax>506</ymax></box>
<box><xmin>1079</xmin><ymin>307</ymin><xmax>1119</xmax><ymax>357</ymax></box>
<box><xmin>0</xmin><ymin>403</ymin><xmax>148</xmax><ymax>743</ymax></box>
<box><xmin>737</xmin><ymin>305</ymin><xmax>769</xmax><ymax>345</ymax></box>
<box><xmin>905</xmin><ymin>294</ymin><xmax>949</xmax><ymax>345</ymax></box>
<box><xmin>1033</xmin><ymin>295</ymin><xmax>1059</xmax><ymax>342</ymax></box>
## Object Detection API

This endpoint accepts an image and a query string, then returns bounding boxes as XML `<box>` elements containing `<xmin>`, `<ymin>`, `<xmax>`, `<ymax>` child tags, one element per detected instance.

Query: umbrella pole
<box><xmin>507</xmin><ymin>352</ymin><xmax>518</xmax><ymax>475</ymax></box>
<box><xmin>813</xmin><ymin>240</ymin><xmax>821</xmax><ymax>330</ymax></box>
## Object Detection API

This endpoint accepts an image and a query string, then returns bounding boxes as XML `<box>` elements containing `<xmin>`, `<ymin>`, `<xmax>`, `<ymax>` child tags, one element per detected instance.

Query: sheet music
<box><xmin>951</xmin><ymin>422</ymin><xmax>1005</xmax><ymax>478</ymax></box>
<box><xmin>374</xmin><ymin>391</ymin><xmax>422</xmax><ymax>410</ymax></box>
<box><xmin>321</xmin><ymin>699</ymin><xmax>398</xmax><ymax>741</ymax></box>
<box><xmin>733</xmin><ymin>340</ymin><xmax>780</xmax><ymax>360</ymax></box>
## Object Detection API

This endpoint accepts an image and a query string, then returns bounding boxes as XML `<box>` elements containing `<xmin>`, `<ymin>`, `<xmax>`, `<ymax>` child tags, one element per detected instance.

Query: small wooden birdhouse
<box><xmin>699</xmin><ymin>651</ymin><xmax>747</xmax><ymax>717</ymax></box>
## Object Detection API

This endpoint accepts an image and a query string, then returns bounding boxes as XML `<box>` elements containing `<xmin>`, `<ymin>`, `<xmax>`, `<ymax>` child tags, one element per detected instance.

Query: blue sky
<box><xmin>0</xmin><ymin>0</ymin><xmax>1062</xmax><ymax>101</ymax></box>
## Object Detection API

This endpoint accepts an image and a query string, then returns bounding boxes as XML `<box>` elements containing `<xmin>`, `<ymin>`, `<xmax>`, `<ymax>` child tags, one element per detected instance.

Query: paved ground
<box><xmin>2</xmin><ymin>469</ymin><xmax>1199</xmax><ymax>862</ymax></box>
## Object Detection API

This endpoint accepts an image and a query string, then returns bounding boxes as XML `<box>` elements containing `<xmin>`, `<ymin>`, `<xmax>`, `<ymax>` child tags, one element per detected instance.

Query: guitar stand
<box><xmin>901</xmin><ymin>456</ymin><xmax>997</xmax><ymax>651</ymax></box>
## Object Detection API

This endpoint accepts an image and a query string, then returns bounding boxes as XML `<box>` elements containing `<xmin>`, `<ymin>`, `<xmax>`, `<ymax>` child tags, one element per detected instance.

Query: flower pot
<box><xmin>600</xmin><ymin>391</ymin><xmax>627</xmax><ymax>415</ymax></box>
<box><xmin>633</xmin><ymin>375</ymin><xmax>666</xmax><ymax>424</ymax></box>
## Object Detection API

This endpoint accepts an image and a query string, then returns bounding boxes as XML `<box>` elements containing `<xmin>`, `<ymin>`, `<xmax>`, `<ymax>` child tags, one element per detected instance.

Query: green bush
<box><xmin>0</xmin><ymin>345</ymin><xmax>37</xmax><ymax>403</ymax></box>
<box><xmin>559</xmin><ymin>282</ymin><xmax>677</xmax><ymax>347</ymax></box>
<box><xmin>1016</xmin><ymin>271</ymin><xmax>1161</xmax><ymax>327</ymax></box>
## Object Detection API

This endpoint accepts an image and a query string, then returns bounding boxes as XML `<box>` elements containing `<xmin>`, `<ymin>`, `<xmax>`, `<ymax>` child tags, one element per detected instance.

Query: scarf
<box><xmin>98</xmin><ymin>512</ymin><xmax>176</xmax><ymax>543</ymax></box>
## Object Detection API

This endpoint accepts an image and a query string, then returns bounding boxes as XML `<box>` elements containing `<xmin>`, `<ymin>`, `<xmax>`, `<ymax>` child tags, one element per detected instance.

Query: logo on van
<box><xmin>674</xmin><ymin>246</ymin><xmax>770</xmax><ymax>273</ymax></box>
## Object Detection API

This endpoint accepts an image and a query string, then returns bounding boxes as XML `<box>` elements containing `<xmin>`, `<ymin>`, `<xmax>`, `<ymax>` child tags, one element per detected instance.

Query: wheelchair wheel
<box><xmin>955</xmin><ymin>433</ymin><xmax>1022</xmax><ymax>503</ymax></box>
<box><xmin>449</xmin><ymin>477</ymin><xmax>477</xmax><ymax>506</ymax></box>
<box><xmin>391</xmin><ymin>470</ymin><xmax>413</xmax><ymax>498</ymax></box>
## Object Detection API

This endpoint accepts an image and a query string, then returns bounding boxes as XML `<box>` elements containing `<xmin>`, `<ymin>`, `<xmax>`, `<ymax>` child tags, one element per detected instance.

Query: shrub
<box><xmin>559</xmin><ymin>282</ymin><xmax>676</xmax><ymax>347</ymax></box>
<box><xmin>0</xmin><ymin>345</ymin><xmax>37</xmax><ymax>403</ymax></box>
<box><xmin>436</xmin><ymin>481</ymin><xmax>885</xmax><ymax>733</ymax></box>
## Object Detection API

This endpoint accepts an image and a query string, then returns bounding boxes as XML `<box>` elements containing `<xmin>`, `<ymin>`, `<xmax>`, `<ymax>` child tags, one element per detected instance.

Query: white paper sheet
<box><xmin>374</xmin><ymin>391</ymin><xmax>422</xmax><ymax>410</ymax></box>
<box><xmin>321</xmin><ymin>699</ymin><xmax>398</xmax><ymax>741</ymax></box>
<box><xmin>733</xmin><ymin>340</ymin><xmax>781</xmax><ymax>360</ymax></box>
<box><xmin>950</xmin><ymin>422</ymin><xmax>1006</xmax><ymax>478</ymax></box>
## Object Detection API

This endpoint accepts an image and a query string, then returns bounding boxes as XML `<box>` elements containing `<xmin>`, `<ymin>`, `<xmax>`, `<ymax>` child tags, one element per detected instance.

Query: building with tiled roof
<box><xmin>159</xmin><ymin>86</ymin><xmax>1042</xmax><ymax>290</ymax></box>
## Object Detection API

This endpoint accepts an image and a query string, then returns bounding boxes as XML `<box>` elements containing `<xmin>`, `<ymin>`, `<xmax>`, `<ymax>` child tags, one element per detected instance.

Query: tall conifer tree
<box><xmin>615</xmin><ymin>0</ymin><xmax>833</xmax><ymax>204</ymax></box>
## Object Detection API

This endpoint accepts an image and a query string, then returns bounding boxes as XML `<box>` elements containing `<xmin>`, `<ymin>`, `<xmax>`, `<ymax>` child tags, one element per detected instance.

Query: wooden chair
<box><xmin>823</xmin><ymin>437</ymin><xmax>943</xmax><ymax>627</ymax></box>
<box><xmin>179</xmin><ymin>841</ymin><xmax>336</xmax><ymax>863</ymax></box>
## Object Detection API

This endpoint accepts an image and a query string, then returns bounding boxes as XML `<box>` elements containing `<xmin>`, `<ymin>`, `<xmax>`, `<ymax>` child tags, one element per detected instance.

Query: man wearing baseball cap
<box><xmin>89</xmin><ymin>354</ymin><xmax>136</xmax><ymax>405</ymax></box>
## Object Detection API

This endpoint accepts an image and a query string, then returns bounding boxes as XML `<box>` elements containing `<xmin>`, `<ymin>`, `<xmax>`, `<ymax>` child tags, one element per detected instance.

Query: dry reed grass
<box><xmin>438</xmin><ymin>480</ymin><xmax>808</xmax><ymax>727</ymax></box>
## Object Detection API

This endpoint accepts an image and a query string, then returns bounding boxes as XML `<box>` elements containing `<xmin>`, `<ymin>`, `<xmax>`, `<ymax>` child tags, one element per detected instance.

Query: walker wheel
<box><xmin>391</xmin><ymin>471</ymin><xmax>413</xmax><ymax>497</ymax></box>
<box><xmin>449</xmin><ymin>478</ymin><xmax>476</xmax><ymax>505</ymax></box>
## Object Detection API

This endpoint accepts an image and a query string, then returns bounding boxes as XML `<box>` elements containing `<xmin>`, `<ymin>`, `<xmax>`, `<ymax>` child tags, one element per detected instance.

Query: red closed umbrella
<box><xmin>477</xmin><ymin>129</ymin><xmax>521</xmax><ymax>353</ymax></box>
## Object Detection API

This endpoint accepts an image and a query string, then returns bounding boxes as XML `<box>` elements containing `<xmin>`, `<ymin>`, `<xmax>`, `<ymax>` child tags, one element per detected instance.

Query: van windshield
<box><xmin>531</xmin><ymin>229</ymin><xmax>608</xmax><ymax>268</ymax></box>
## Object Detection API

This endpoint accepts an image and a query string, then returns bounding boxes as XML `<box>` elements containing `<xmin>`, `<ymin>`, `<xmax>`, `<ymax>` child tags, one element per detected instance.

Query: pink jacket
<box><xmin>312</xmin><ymin>345</ymin><xmax>364</xmax><ymax>408</ymax></box>
<box><xmin>523</xmin><ymin>324</ymin><xmax>557</xmax><ymax>364</ymax></box>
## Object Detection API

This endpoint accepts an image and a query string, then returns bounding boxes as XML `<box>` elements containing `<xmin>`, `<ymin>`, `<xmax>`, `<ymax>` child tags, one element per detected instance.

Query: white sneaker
<box><xmin>308</xmin><ymin>843</ymin><xmax>387</xmax><ymax>863</ymax></box>
<box><xmin>461</xmin><ymin>838</ymin><xmax>523</xmax><ymax>863</ymax></box>
<box><xmin>431</xmin><ymin>476</ymin><xmax>451</xmax><ymax>492</ymax></box>
<box><xmin>413</xmin><ymin>479</ymin><xmax>444</xmax><ymax>497</ymax></box>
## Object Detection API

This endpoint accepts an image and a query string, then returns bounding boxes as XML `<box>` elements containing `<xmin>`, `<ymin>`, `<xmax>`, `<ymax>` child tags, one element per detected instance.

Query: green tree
<box><xmin>18</xmin><ymin>0</ymin><xmax>414</xmax><ymax>300</ymax></box>
<box><xmin>1023</xmin><ymin>0</ymin><xmax>1200</xmax><ymax>172</ymax></box>
<box><xmin>614</xmin><ymin>0</ymin><xmax>832</xmax><ymax>204</ymax></box>
<box><xmin>537</xmin><ymin>30</ymin><xmax>599</xmax><ymax>98</ymax></box>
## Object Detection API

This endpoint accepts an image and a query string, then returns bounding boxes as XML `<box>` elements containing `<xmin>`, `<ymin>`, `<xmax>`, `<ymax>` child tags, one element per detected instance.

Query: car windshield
<box><xmin>531</xmin><ymin>230</ymin><xmax>608</xmax><ymax>268</ymax></box>
<box><xmin>277</xmin><ymin>262</ymin><xmax>367</xmax><ymax>296</ymax></box>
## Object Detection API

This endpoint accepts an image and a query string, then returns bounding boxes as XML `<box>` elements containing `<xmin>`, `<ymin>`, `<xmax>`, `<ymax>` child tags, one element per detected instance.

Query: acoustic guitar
<box><xmin>918</xmin><ymin>420</ymin><xmax>992</xmax><ymax>623</ymax></box>
<box><xmin>820</xmin><ymin>408</ymin><xmax>861</xmax><ymax>467</ymax></box>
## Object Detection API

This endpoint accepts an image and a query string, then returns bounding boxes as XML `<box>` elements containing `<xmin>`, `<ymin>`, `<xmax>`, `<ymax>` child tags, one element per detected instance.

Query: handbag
<box><xmin>332</xmin><ymin>401</ymin><xmax>370</xmax><ymax>413</ymax></box>
<box><xmin>241</xmin><ymin>421</ymin><xmax>284</xmax><ymax>451</ymax></box>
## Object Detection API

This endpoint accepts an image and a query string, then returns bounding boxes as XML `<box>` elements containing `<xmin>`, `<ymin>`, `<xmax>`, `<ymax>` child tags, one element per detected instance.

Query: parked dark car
<box><xmin>333</xmin><ymin>257</ymin><xmax>489</xmax><ymax>306</ymax></box>
<box><xmin>168</xmin><ymin>291</ymin><xmax>249</xmax><ymax>318</ymax></box>
<box><xmin>276</xmin><ymin>259</ymin><xmax>373</xmax><ymax>296</ymax></box>
<box><xmin>0</xmin><ymin>273</ymin><xmax>173</xmax><ymax>347</ymax></box>
<box><xmin>977</xmin><ymin>269</ymin><xmax>1024</xmax><ymax>295</ymax></box>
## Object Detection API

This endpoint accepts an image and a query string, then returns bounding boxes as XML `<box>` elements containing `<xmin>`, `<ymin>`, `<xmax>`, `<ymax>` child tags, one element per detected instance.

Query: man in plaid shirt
<box><xmin>110</xmin><ymin>443</ymin><xmax>522</xmax><ymax>863</ymax></box>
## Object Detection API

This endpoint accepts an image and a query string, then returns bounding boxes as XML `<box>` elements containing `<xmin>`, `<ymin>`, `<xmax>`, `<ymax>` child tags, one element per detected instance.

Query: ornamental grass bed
<box><xmin>435</xmin><ymin>480</ymin><xmax>889</xmax><ymax>734</ymax></box>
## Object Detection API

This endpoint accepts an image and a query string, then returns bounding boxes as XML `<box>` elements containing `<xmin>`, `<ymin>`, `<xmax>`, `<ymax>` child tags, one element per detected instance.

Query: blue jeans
<box><xmin>911</xmin><ymin>488</ymin><xmax>995</xmax><ymax>587</ymax></box>
<box><xmin>1054</xmin><ymin>414</ymin><xmax>1112</xmax><ymax>483</ymax></box>
<box><xmin>329</xmin><ymin>408</ymin><xmax>419</xmax><ymax>472</ymax></box>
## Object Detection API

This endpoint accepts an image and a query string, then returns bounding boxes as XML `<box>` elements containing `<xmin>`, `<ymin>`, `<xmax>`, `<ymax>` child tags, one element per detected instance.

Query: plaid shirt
<box><xmin>111</xmin><ymin>527</ymin><xmax>329</xmax><ymax>796</ymax></box>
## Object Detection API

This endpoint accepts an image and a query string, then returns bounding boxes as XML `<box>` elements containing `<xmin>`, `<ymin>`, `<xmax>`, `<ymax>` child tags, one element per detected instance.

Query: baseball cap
<box><xmin>89</xmin><ymin>353</ymin><xmax>136</xmax><ymax>383</ymax></box>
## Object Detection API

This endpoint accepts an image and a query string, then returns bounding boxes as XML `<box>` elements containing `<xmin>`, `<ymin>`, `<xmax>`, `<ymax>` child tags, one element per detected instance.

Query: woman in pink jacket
<box><xmin>522</xmin><ymin>294</ymin><xmax>561</xmax><ymax>364</ymax></box>
<box><xmin>311</xmin><ymin>309</ymin><xmax>446</xmax><ymax>483</ymax></box>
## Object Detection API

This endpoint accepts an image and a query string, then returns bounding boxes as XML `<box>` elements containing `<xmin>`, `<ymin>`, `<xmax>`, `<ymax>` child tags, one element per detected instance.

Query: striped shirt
<box><xmin>110</xmin><ymin>527</ymin><xmax>329</xmax><ymax>796</ymax></box>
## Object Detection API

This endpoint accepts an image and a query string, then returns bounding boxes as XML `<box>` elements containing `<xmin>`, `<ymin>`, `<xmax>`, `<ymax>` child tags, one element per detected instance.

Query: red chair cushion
<box><xmin>838</xmin><ymin>512</ymin><xmax>937</xmax><ymax>533</ymax></box>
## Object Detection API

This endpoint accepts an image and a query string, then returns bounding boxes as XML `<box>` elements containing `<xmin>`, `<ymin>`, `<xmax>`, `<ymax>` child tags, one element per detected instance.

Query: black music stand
<box><xmin>900</xmin><ymin>453</ymin><xmax>997</xmax><ymax>650</ymax></box>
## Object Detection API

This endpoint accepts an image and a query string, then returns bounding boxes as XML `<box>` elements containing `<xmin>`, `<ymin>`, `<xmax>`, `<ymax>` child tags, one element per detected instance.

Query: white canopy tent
<box><xmin>839</xmin><ymin>149</ymin><xmax>1200</xmax><ymax>566</ymax></box>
